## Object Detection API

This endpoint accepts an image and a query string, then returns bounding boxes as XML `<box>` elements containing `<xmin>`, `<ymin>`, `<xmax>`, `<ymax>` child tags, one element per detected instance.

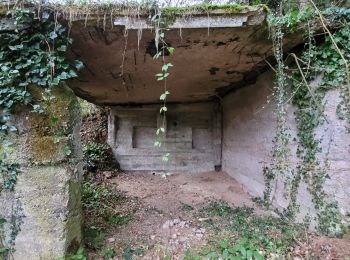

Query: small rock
<box><xmin>162</xmin><ymin>220</ymin><xmax>171</xmax><ymax>229</ymax></box>
<box><xmin>172</xmin><ymin>233</ymin><xmax>177</xmax><ymax>239</ymax></box>
<box><xmin>107</xmin><ymin>237</ymin><xmax>115</xmax><ymax>243</ymax></box>
<box><xmin>195</xmin><ymin>233</ymin><xmax>203</xmax><ymax>239</ymax></box>
<box><xmin>178</xmin><ymin>221</ymin><xmax>186</xmax><ymax>228</ymax></box>
<box><xmin>150</xmin><ymin>235</ymin><xmax>156</xmax><ymax>240</ymax></box>
<box><xmin>179</xmin><ymin>236</ymin><xmax>187</xmax><ymax>244</ymax></box>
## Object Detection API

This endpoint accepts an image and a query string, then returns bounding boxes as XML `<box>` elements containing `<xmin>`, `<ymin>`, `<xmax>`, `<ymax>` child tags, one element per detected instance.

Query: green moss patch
<box><xmin>162</xmin><ymin>4</ymin><xmax>268</xmax><ymax>15</ymax></box>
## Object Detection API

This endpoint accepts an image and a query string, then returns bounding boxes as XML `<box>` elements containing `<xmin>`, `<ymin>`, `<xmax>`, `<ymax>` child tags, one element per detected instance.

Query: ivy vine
<box><xmin>262</xmin><ymin>3</ymin><xmax>350</xmax><ymax>236</ymax></box>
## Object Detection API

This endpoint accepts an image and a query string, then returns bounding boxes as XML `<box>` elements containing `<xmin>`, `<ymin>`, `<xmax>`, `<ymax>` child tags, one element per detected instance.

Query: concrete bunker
<box><xmin>68</xmin><ymin>6</ymin><xmax>349</xmax><ymax>228</ymax></box>
<box><xmin>69</xmin><ymin>6</ymin><xmax>284</xmax><ymax>172</ymax></box>
<box><xmin>1</xmin><ymin>3</ymin><xmax>349</xmax><ymax>258</ymax></box>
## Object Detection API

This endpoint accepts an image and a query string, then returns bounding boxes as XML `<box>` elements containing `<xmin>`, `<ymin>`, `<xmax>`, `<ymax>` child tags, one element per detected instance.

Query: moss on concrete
<box><xmin>27</xmin><ymin>85</ymin><xmax>80</xmax><ymax>164</ymax></box>
<box><xmin>162</xmin><ymin>4</ymin><xmax>268</xmax><ymax>16</ymax></box>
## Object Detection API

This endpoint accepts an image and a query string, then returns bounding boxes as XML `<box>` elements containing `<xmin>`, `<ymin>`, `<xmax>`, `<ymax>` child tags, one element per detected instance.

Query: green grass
<box><xmin>188</xmin><ymin>200</ymin><xmax>307</xmax><ymax>258</ymax></box>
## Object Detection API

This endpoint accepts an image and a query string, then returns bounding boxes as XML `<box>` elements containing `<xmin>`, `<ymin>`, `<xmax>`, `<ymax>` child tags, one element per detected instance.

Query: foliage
<box><xmin>0</xmin><ymin>163</ymin><xmax>18</xmax><ymax>191</ymax></box>
<box><xmin>288</xmin><ymin>5</ymin><xmax>349</xmax><ymax>235</ymax></box>
<box><xmin>82</xmin><ymin>180</ymin><xmax>133</xmax><ymax>254</ymax></box>
<box><xmin>122</xmin><ymin>246</ymin><xmax>145</xmax><ymax>260</ymax></box>
<box><xmin>78</xmin><ymin>98</ymin><xmax>99</xmax><ymax>118</ymax></box>
<box><xmin>162</xmin><ymin>3</ymin><xmax>268</xmax><ymax>16</ymax></box>
<box><xmin>200</xmin><ymin>239</ymin><xmax>263</xmax><ymax>260</ymax></box>
<box><xmin>151</xmin><ymin>11</ymin><xmax>175</xmax><ymax>163</ymax></box>
<box><xmin>0</xmin><ymin>8</ymin><xmax>82</xmax><ymax>257</ymax></box>
<box><xmin>82</xmin><ymin>181</ymin><xmax>126</xmax><ymax>219</ymax></box>
<box><xmin>199</xmin><ymin>201</ymin><xmax>306</xmax><ymax>256</ymax></box>
<box><xmin>0</xmin><ymin>9</ymin><xmax>82</xmax><ymax>114</ymax></box>
<box><xmin>0</xmin><ymin>218</ymin><xmax>9</xmax><ymax>256</ymax></box>
<box><xmin>100</xmin><ymin>247</ymin><xmax>116</xmax><ymax>259</ymax></box>
<box><xmin>57</xmin><ymin>247</ymin><xmax>87</xmax><ymax>260</ymax></box>
<box><xmin>83</xmin><ymin>142</ymin><xmax>111</xmax><ymax>162</ymax></box>
<box><xmin>259</xmin><ymin>1</ymin><xmax>350</xmax><ymax>236</ymax></box>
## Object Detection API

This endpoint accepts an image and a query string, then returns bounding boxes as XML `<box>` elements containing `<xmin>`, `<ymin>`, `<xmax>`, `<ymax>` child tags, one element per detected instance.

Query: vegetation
<box><xmin>260</xmin><ymin>0</ymin><xmax>350</xmax><ymax>237</ymax></box>
<box><xmin>0</xmin><ymin>0</ymin><xmax>349</xmax><ymax>258</ymax></box>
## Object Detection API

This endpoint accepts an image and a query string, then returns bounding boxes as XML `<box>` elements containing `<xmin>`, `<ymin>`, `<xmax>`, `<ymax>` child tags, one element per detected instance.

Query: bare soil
<box><xmin>87</xmin><ymin>171</ymin><xmax>350</xmax><ymax>260</ymax></box>
<box><xmin>95</xmin><ymin>171</ymin><xmax>261</xmax><ymax>259</ymax></box>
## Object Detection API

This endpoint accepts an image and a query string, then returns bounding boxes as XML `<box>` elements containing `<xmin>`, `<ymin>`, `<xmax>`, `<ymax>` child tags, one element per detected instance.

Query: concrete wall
<box><xmin>0</xmin><ymin>86</ymin><xmax>83</xmax><ymax>259</ymax></box>
<box><xmin>108</xmin><ymin>103</ymin><xmax>222</xmax><ymax>172</ymax></box>
<box><xmin>222</xmin><ymin>71</ymin><xmax>350</xmax><ymax>224</ymax></box>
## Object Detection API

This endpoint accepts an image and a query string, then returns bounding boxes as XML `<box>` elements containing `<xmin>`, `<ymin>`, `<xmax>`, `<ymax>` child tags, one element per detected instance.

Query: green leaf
<box><xmin>246</xmin><ymin>250</ymin><xmax>252</xmax><ymax>259</ymax></box>
<box><xmin>167</xmin><ymin>47</ymin><xmax>175</xmax><ymax>55</ymax></box>
<box><xmin>219</xmin><ymin>240</ymin><xmax>229</xmax><ymax>249</ymax></box>
<box><xmin>160</xmin><ymin>91</ymin><xmax>170</xmax><ymax>100</ymax></box>
<box><xmin>8</xmin><ymin>44</ymin><xmax>23</xmax><ymax>50</ymax></box>
<box><xmin>0</xmin><ymin>218</ymin><xmax>7</xmax><ymax>225</ymax></box>
<box><xmin>63</xmin><ymin>145</ymin><xmax>72</xmax><ymax>156</ymax></box>
<box><xmin>0</xmin><ymin>247</ymin><xmax>9</xmax><ymax>253</ymax></box>
<box><xmin>201</xmin><ymin>248</ymin><xmax>210</xmax><ymax>255</ymax></box>
<box><xmin>53</xmin><ymin>136</ymin><xmax>61</xmax><ymax>144</ymax></box>
<box><xmin>49</xmin><ymin>31</ymin><xmax>58</xmax><ymax>40</ymax></box>
<box><xmin>57</xmin><ymin>45</ymin><xmax>67</xmax><ymax>52</ymax></box>
<box><xmin>75</xmin><ymin>60</ymin><xmax>84</xmax><ymax>71</ymax></box>
<box><xmin>253</xmin><ymin>251</ymin><xmax>263</xmax><ymax>260</ymax></box>
<box><xmin>239</xmin><ymin>247</ymin><xmax>246</xmax><ymax>258</ymax></box>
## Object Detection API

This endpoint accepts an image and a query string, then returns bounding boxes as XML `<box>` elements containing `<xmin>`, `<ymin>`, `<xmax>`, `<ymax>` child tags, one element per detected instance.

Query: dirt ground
<box><xmin>87</xmin><ymin>171</ymin><xmax>350</xmax><ymax>260</ymax></box>
<box><xmin>99</xmin><ymin>171</ymin><xmax>259</xmax><ymax>259</ymax></box>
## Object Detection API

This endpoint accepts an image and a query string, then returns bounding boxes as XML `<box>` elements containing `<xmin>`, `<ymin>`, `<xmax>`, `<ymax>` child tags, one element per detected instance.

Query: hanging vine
<box><xmin>151</xmin><ymin>9</ymin><xmax>175</xmax><ymax>164</ymax></box>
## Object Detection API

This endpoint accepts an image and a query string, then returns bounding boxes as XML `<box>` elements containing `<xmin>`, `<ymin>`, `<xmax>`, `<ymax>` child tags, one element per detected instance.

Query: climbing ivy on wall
<box><xmin>290</xmin><ymin>6</ymin><xmax>350</xmax><ymax>235</ymax></box>
<box><xmin>262</xmin><ymin>2</ymin><xmax>350</xmax><ymax>236</ymax></box>
<box><xmin>0</xmin><ymin>7</ymin><xmax>82</xmax><ymax>256</ymax></box>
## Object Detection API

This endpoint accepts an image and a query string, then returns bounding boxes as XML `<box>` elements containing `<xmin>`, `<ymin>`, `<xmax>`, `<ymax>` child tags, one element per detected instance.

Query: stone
<box><xmin>195</xmin><ymin>233</ymin><xmax>204</xmax><ymax>239</ymax></box>
<box><xmin>162</xmin><ymin>220</ymin><xmax>171</xmax><ymax>229</ymax></box>
<box><xmin>178</xmin><ymin>236</ymin><xmax>187</xmax><ymax>244</ymax></box>
<box><xmin>107</xmin><ymin>237</ymin><xmax>116</xmax><ymax>243</ymax></box>
<box><xmin>0</xmin><ymin>85</ymin><xmax>83</xmax><ymax>259</ymax></box>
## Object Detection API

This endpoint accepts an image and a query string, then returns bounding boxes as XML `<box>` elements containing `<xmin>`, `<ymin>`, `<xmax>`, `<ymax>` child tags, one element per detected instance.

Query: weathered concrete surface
<box><xmin>69</xmin><ymin>8</ymin><xmax>303</xmax><ymax>105</ymax></box>
<box><xmin>222</xmin><ymin>71</ymin><xmax>350</xmax><ymax>225</ymax></box>
<box><xmin>108</xmin><ymin>103</ymin><xmax>221</xmax><ymax>172</ymax></box>
<box><xmin>0</xmin><ymin>86</ymin><xmax>83</xmax><ymax>259</ymax></box>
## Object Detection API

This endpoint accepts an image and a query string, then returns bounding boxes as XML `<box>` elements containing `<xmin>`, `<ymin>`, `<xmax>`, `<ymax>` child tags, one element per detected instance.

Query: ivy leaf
<box><xmin>74</xmin><ymin>60</ymin><xmax>84</xmax><ymax>71</ymax></box>
<box><xmin>219</xmin><ymin>240</ymin><xmax>228</xmax><ymax>249</ymax></box>
<box><xmin>0</xmin><ymin>218</ymin><xmax>6</xmax><ymax>225</ymax></box>
<box><xmin>53</xmin><ymin>136</ymin><xmax>61</xmax><ymax>144</ymax></box>
<box><xmin>42</xmin><ymin>12</ymin><xmax>49</xmax><ymax>20</ymax></box>
<box><xmin>63</xmin><ymin>145</ymin><xmax>72</xmax><ymax>156</ymax></box>
<box><xmin>49</xmin><ymin>31</ymin><xmax>58</xmax><ymax>40</ymax></box>
<box><xmin>0</xmin><ymin>247</ymin><xmax>9</xmax><ymax>253</ymax></box>
<box><xmin>57</xmin><ymin>45</ymin><xmax>67</xmax><ymax>52</ymax></box>
<box><xmin>8</xmin><ymin>44</ymin><xmax>23</xmax><ymax>51</ymax></box>
<box><xmin>9</xmin><ymin>125</ymin><xmax>17</xmax><ymax>132</ymax></box>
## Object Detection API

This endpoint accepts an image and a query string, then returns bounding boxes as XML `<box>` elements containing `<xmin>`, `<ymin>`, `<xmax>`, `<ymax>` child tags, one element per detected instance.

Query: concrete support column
<box><xmin>213</xmin><ymin>103</ymin><xmax>222</xmax><ymax>171</ymax></box>
<box><xmin>0</xmin><ymin>85</ymin><xmax>83</xmax><ymax>259</ymax></box>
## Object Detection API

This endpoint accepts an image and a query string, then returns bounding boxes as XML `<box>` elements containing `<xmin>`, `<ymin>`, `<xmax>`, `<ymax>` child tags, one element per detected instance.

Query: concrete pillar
<box><xmin>0</xmin><ymin>85</ymin><xmax>83</xmax><ymax>259</ymax></box>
